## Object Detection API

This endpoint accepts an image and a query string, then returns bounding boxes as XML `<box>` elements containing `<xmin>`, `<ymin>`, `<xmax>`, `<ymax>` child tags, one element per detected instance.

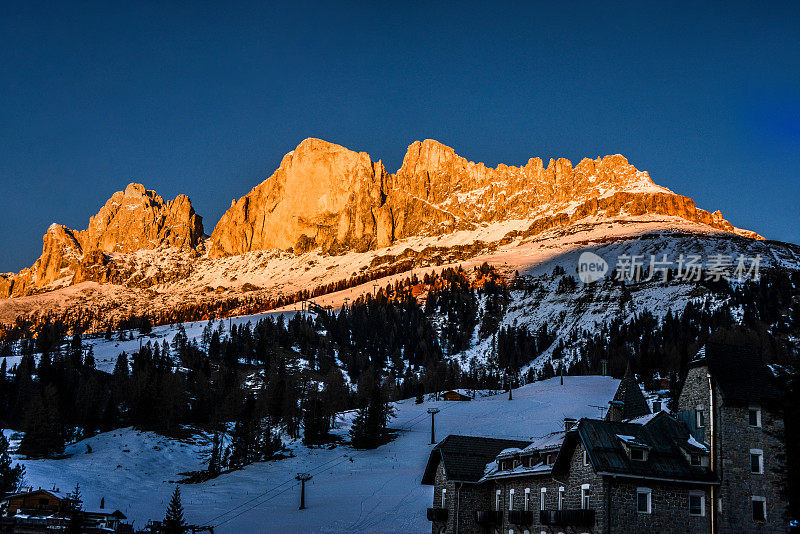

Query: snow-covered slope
<box><xmin>2</xmin><ymin>214</ymin><xmax>796</xmax><ymax>331</ymax></box>
<box><xmin>13</xmin><ymin>376</ymin><xmax>619</xmax><ymax>533</ymax></box>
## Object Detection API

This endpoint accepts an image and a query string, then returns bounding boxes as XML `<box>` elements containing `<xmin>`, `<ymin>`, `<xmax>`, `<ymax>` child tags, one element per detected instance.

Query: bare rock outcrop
<box><xmin>209</xmin><ymin>138</ymin><xmax>760</xmax><ymax>257</ymax></box>
<box><xmin>208</xmin><ymin>138</ymin><xmax>457</xmax><ymax>257</ymax></box>
<box><xmin>0</xmin><ymin>184</ymin><xmax>204</xmax><ymax>298</ymax></box>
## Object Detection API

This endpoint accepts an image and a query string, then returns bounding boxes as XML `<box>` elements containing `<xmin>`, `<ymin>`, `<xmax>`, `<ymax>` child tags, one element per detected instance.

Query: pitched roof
<box><xmin>421</xmin><ymin>435</ymin><xmax>530</xmax><ymax>484</ymax></box>
<box><xmin>0</xmin><ymin>489</ymin><xmax>67</xmax><ymax>503</ymax></box>
<box><xmin>553</xmin><ymin>412</ymin><xmax>716</xmax><ymax>484</ymax></box>
<box><xmin>691</xmin><ymin>342</ymin><xmax>781</xmax><ymax>406</ymax></box>
<box><xmin>606</xmin><ymin>366</ymin><xmax>651</xmax><ymax>421</ymax></box>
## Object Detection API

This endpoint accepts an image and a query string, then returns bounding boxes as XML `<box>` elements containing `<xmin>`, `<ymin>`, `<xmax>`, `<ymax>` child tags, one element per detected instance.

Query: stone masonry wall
<box><xmin>608</xmin><ymin>480</ymin><xmax>711</xmax><ymax>534</ymax></box>
<box><xmin>432</xmin><ymin>462</ymin><xmax>494</xmax><ymax>534</ymax></box>
<box><xmin>716</xmin><ymin>405</ymin><xmax>787</xmax><ymax>534</ymax></box>
<box><xmin>678</xmin><ymin>362</ymin><xmax>788</xmax><ymax>533</ymax></box>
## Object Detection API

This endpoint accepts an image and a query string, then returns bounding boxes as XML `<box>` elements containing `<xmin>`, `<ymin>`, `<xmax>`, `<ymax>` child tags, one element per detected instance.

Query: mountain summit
<box><xmin>1</xmin><ymin>184</ymin><xmax>204</xmax><ymax>298</ymax></box>
<box><xmin>208</xmin><ymin>138</ymin><xmax>759</xmax><ymax>258</ymax></box>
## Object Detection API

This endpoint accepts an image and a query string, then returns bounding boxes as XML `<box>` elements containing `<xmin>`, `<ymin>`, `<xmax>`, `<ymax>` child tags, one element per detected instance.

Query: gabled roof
<box><xmin>421</xmin><ymin>435</ymin><xmax>530</xmax><ymax>484</ymax></box>
<box><xmin>553</xmin><ymin>412</ymin><xmax>716</xmax><ymax>484</ymax></box>
<box><xmin>521</xmin><ymin>431</ymin><xmax>565</xmax><ymax>453</ymax></box>
<box><xmin>606</xmin><ymin>366</ymin><xmax>651</xmax><ymax>421</ymax></box>
<box><xmin>0</xmin><ymin>489</ymin><xmax>66</xmax><ymax>503</ymax></box>
<box><xmin>691</xmin><ymin>342</ymin><xmax>781</xmax><ymax>406</ymax></box>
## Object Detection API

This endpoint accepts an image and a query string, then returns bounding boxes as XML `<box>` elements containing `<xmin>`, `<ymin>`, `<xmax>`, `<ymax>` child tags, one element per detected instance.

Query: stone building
<box><xmin>677</xmin><ymin>342</ymin><xmax>788</xmax><ymax>533</ymax></box>
<box><xmin>422</xmin><ymin>435</ymin><xmax>529</xmax><ymax>534</ymax></box>
<box><xmin>423</xmin><ymin>344</ymin><xmax>789</xmax><ymax>533</ymax></box>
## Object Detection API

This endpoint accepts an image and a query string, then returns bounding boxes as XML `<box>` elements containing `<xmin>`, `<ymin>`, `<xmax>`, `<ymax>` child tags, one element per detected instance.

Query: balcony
<box><xmin>508</xmin><ymin>510</ymin><xmax>534</xmax><ymax>525</ymax></box>
<box><xmin>426</xmin><ymin>508</ymin><xmax>448</xmax><ymax>522</ymax></box>
<box><xmin>539</xmin><ymin>509</ymin><xmax>595</xmax><ymax>527</ymax></box>
<box><xmin>475</xmin><ymin>510</ymin><xmax>503</xmax><ymax>525</ymax></box>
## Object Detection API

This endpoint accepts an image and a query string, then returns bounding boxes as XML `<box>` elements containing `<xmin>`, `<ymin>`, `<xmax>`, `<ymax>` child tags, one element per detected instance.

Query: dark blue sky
<box><xmin>2</xmin><ymin>1</ymin><xmax>799</xmax><ymax>272</ymax></box>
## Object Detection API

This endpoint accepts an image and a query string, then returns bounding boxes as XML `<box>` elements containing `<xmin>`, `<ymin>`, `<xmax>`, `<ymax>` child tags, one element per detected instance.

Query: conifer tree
<box><xmin>18</xmin><ymin>386</ymin><xmax>65</xmax><ymax>458</ymax></box>
<box><xmin>65</xmin><ymin>483</ymin><xmax>84</xmax><ymax>534</ymax></box>
<box><xmin>163</xmin><ymin>486</ymin><xmax>186</xmax><ymax>534</ymax></box>
<box><xmin>0</xmin><ymin>432</ymin><xmax>24</xmax><ymax>494</ymax></box>
<box><xmin>350</xmin><ymin>372</ymin><xmax>395</xmax><ymax>449</ymax></box>
<box><xmin>207</xmin><ymin>431</ymin><xmax>222</xmax><ymax>476</ymax></box>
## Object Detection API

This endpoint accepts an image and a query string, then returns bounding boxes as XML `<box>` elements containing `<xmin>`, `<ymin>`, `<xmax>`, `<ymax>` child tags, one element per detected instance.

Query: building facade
<box><xmin>423</xmin><ymin>344</ymin><xmax>789</xmax><ymax>533</ymax></box>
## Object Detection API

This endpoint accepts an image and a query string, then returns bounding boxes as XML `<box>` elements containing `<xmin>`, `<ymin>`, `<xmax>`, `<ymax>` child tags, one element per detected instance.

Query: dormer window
<box><xmin>690</xmin><ymin>453</ymin><xmax>702</xmax><ymax>466</ymax></box>
<box><xmin>630</xmin><ymin>448</ymin><xmax>646</xmax><ymax>461</ymax></box>
<box><xmin>749</xmin><ymin>406</ymin><xmax>762</xmax><ymax>428</ymax></box>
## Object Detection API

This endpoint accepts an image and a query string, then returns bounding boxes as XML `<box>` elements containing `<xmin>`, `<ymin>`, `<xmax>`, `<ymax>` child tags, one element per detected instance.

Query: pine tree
<box><xmin>18</xmin><ymin>386</ymin><xmax>65</xmax><ymax>458</ymax></box>
<box><xmin>163</xmin><ymin>486</ymin><xmax>186</xmax><ymax>534</ymax></box>
<box><xmin>0</xmin><ymin>432</ymin><xmax>24</xmax><ymax>494</ymax></box>
<box><xmin>302</xmin><ymin>387</ymin><xmax>331</xmax><ymax>445</ymax></box>
<box><xmin>65</xmin><ymin>483</ymin><xmax>84</xmax><ymax>534</ymax></box>
<box><xmin>207</xmin><ymin>431</ymin><xmax>222</xmax><ymax>476</ymax></box>
<box><xmin>349</xmin><ymin>373</ymin><xmax>395</xmax><ymax>449</ymax></box>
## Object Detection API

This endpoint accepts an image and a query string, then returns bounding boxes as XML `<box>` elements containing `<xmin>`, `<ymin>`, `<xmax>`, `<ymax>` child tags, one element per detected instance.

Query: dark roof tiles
<box><xmin>422</xmin><ymin>435</ymin><xmax>530</xmax><ymax>484</ymax></box>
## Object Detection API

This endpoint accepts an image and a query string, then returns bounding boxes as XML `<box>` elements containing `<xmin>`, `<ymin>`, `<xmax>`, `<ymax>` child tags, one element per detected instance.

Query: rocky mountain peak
<box><xmin>0</xmin><ymin>184</ymin><xmax>204</xmax><ymax>298</ymax></box>
<box><xmin>209</xmin><ymin>139</ymin><xmax>390</xmax><ymax>257</ymax></box>
<box><xmin>84</xmin><ymin>183</ymin><xmax>204</xmax><ymax>253</ymax></box>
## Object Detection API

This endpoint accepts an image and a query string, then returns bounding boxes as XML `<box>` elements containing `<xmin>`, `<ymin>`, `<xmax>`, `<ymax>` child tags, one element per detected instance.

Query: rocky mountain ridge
<box><xmin>0</xmin><ymin>139</ymin><xmax>761</xmax><ymax>301</ymax></box>
<box><xmin>209</xmin><ymin>138</ymin><xmax>760</xmax><ymax>257</ymax></box>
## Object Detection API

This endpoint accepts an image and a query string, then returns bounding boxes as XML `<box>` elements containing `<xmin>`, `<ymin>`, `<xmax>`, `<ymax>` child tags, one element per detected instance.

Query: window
<box><xmin>630</xmin><ymin>448</ymin><xmax>645</xmax><ymax>461</ymax></box>
<box><xmin>690</xmin><ymin>453</ymin><xmax>702</xmax><ymax>466</ymax></box>
<box><xmin>652</xmin><ymin>400</ymin><xmax>662</xmax><ymax>412</ymax></box>
<box><xmin>689</xmin><ymin>493</ymin><xmax>705</xmax><ymax>516</ymax></box>
<box><xmin>582</xmin><ymin>450</ymin><xmax>589</xmax><ymax>466</ymax></box>
<box><xmin>441</xmin><ymin>488</ymin><xmax>446</xmax><ymax>508</ymax></box>
<box><xmin>696</xmin><ymin>408</ymin><xmax>705</xmax><ymax>428</ymax></box>
<box><xmin>749</xmin><ymin>406</ymin><xmax>762</xmax><ymax>428</ymax></box>
<box><xmin>558</xmin><ymin>487</ymin><xmax>565</xmax><ymax>510</ymax></box>
<box><xmin>524</xmin><ymin>488</ymin><xmax>530</xmax><ymax>511</ymax></box>
<box><xmin>496</xmin><ymin>490</ymin><xmax>501</xmax><ymax>511</ymax></box>
<box><xmin>509</xmin><ymin>489</ymin><xmax>515</xmax><ymax>511</ymax></box>
<box><xmin>637</xmin><ymin>487</ymin><xmax>652</xmax><ymax>514</ymax></box>
<box><xmin>750</xmin><ymin>449</ymin><xmax>764</xmax><ymax>474</ymax></box>
<box><xmin>540</xmin><ymin>488</ymin><xmax>546</xmax><ymax>510</ymax></box>
<box><xmin>581</xmin><ymin>484</ymin><xmax>590</xmax><ymax>509</ymax></box>
<box><xmin>752</xmin><ymin>497</ymin><xmax>766</xmax><ymax>521</ymax></box>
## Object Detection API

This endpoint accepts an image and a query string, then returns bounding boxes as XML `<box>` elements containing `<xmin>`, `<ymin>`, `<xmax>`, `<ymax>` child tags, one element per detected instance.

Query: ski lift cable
<box><xmin>204</xmin><ymin>452</ymin><xmax>349</xmax><ymax>525</ymax></box>
<box><xmin>211</xmin><ymin>456</ymin><xmax>353</xmax><ymax>528</ymax></box>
